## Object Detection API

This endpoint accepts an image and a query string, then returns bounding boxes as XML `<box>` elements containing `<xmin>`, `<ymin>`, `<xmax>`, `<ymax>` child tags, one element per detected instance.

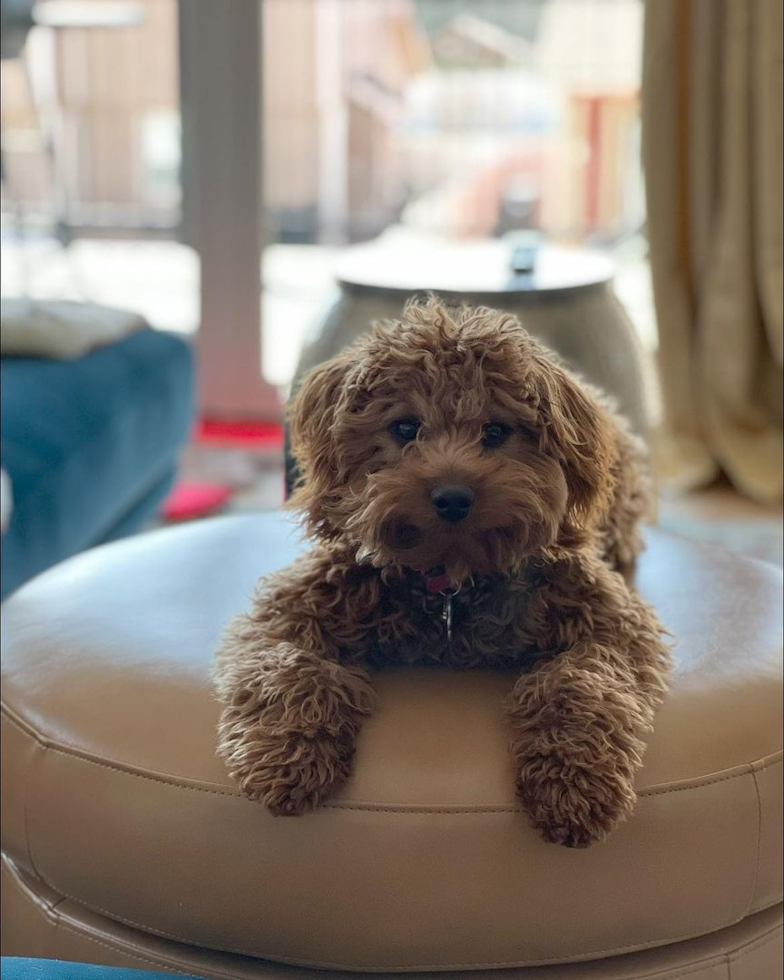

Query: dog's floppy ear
<box><xmin>539</xmin><ymin>361</ymin><xmax>616</xmax><ymax>523</ymax></box>
<box><xmin>287</xmin><ymin>353</ymin><xmax>353</xmax><ymax>533</ymax></box>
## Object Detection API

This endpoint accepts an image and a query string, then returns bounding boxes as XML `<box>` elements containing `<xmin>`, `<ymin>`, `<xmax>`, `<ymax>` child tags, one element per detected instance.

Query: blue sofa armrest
<box><xmin>1</xmin><ymin>328</ymin><xmax>194</xmax><ymax>599</ymax></box>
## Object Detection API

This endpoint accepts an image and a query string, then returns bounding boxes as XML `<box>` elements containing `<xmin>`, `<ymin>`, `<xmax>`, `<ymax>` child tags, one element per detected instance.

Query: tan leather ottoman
<box><xmin>1</xmin><ymin>515</ymin><xmax>781</xmax><ymax>979</ymax></box>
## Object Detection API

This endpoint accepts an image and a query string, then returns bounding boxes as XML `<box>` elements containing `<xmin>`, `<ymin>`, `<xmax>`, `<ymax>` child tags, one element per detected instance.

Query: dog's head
<box><xmin>288</xmin><ymin>300</ymin><xmax>616</xmax><ymax>582</ymax></box>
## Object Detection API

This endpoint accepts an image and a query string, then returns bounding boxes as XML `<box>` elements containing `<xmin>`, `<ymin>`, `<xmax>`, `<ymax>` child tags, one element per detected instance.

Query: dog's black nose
<box><xmin>431</xmin><ymin>484</ymin><xmax>475</xmax><ymax>523</ymax></box>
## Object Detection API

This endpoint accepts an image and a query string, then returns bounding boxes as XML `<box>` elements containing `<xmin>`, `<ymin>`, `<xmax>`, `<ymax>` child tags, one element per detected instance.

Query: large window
<box><xmin>263</xmin><ymin>0</ymin><xmax>644</xmax><ymax>246</ymax></box>
<box><xmin>1</xmin><ymin>0</ymin><xmax>652</xmax><ymax>400</ymax></box>
<box><xmin>261</xmin><ymin>0</ymin><xmax>650</xmax><ymax>387</ymax></box>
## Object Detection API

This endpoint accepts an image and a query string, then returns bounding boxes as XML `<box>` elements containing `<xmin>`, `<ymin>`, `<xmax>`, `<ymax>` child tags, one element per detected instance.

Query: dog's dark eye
<box><xmin>390</xmin><ymin>419</ymin><xmax>421</xmax><ymax>443</ymax></box>
<box><xmin>482</xmin><ymin>421</ymin><xmax>512</xmax><ymax>448</ymax></box>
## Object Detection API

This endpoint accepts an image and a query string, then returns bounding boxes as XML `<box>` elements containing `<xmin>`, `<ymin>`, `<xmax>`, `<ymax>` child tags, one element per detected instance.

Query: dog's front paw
<box><xmin>228</xmin><ymin>729</ymin><xmax>356</xmax><ymax>816</ymax></box>
<box><xmin>517</xmin><ymin>758</ymin><xmax>636</xmax><ymax>848</ymax></box>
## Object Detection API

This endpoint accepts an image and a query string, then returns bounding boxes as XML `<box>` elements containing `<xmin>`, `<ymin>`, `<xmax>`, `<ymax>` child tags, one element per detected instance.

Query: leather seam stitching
<box><xmin>56</xmin><ymin>920</ymin><xmax>194</xmax><ymax>977</ymax></box>
<box><xmin>3</xmin><ymin>707</ymin><xmax>781</xmax><ymax>810</ymax></box>
<box><xmin>4</xmin><ymin>857</ymin><xmax>223</xmax><ymax>980</ymax></box>
<box><xmin>321</xmin><ymin>757</ymin><xmax>781</xmax><ymax>810</ymax></box>
<box><xmin>637</xmin><ymin>754</ymin><xmax>783</xmax><ymax>797</ymax></box>
<box><xmin>10</xmin><ymin>850</ymin><xmax>784</xmax><ymax>978</ymax></box>
<box><xmin>3</xmin><ymin>857</ymin><xmax>66</xmax><ymax>919</ymax></box>
<box><xmin>13</xmin><ymin>864</ymin><xmax>780</xmax><ymax>971</ymax></box>
<box><xmin>21</xmin><ymin>739</ymin><xmax>40</xmax><ymax>882</ymax></box>
<box><xmin>13</xmin><ymin>708</ymin><xmax>781</xmax><ymax>971</ymax></box>
<box><xmin>646</xmin><ymin>959</ymin><xmax>738</xmax><ymax>980</ymax></box>
<box><xmin>747</xmin><ymin>767</ymin><xmax>765</xmax><ymax>921</ymax></box>
<box><xmin>726</xmin><ymin>921</ymin><xmax>783</xmax><ymax>963</ymax></box>
<box><xmin>591</xmin><ymin>920</ymin><xmax>782</xmax><ymax>980</ymax></box>
<box><xmin>2</xmin><ymin>709</ymin><xmax>239</xmax><ymax>799</ymax></box>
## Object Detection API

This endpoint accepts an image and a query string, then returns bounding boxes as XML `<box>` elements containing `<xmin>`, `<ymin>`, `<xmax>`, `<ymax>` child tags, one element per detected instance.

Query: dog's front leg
<box><xmin>216</xmin><ymin>642</ymin><xmax>376</xmax><ymax>814</ymax></box>
<box><xmin>215</xmin><ymin>640</ymin><xmax>377</xmax><ymax>814</ymax></box>
<box><xmin>506</xmin><ymin>553</ymin><xmax>670</xmax><ymax>847</ymax></box>
<box><xmin>214</xmin><ymin>559</ymin><xmax>379</xmax><ymax>815</ymax></box>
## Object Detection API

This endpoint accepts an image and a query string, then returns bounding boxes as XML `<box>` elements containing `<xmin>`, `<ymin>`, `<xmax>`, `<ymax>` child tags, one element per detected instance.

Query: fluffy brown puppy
<box><xmin>214</xmin><ymin>300</ymin><xmax>671</xmax><ymax>848</ymax></box>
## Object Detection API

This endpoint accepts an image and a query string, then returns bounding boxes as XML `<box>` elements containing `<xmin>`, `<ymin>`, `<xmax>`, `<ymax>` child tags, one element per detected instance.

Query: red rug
<box><xmin>162</xmin><ymin>482</ymin><xmax>232</xmax><ymax>522</ymax></box>
<box><xmin>162</xmin><ymin>419</ymin><xmax>285</xmax><ymax>521</ymax></box>
<box><xmin>196</xmin><ymin>419</ymin><xmax>284</xmax><ymax>451</ymax></box>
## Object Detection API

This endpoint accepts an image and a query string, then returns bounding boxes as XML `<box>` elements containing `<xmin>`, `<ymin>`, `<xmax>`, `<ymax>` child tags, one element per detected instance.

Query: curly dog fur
<box><xmin>214</xmin><ymin>300</ymin><xmax>671</xmax><ymax>847</ymax></box>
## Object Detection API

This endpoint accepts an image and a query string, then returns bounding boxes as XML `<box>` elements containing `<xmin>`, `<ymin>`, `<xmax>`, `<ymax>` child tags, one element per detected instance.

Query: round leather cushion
<box><xmin>1</xmin><ymin>516</ymin><xmax>781</xmax><ymax>973</ymax></box>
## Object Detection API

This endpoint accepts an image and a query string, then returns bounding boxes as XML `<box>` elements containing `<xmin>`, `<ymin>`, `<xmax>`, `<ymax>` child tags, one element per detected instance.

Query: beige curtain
<box><xmin>642</xmin><ymin>0</ymin><xmax>783</xmax><ymax>503</ymax></box>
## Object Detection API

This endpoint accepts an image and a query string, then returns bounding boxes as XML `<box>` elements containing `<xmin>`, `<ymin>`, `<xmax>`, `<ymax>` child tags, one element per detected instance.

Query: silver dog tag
<box><xmin>442</xmin><ymin>591</ymin><xmax>454</xmax><ymax>642</ymax></box>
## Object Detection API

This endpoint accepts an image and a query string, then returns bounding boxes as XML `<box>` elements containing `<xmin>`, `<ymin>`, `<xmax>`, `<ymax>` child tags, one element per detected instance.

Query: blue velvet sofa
<box><xmin>1</xmin><ymin>327</ymin><xmax>194</xmax><ymax>600</ymax></box>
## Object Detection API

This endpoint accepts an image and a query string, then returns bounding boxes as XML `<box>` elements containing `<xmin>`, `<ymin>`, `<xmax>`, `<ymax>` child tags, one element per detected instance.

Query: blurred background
<box><xmin>1</xmin><ymin>0</ymin><xmax>781</xmax><ymax>598</ymax></box>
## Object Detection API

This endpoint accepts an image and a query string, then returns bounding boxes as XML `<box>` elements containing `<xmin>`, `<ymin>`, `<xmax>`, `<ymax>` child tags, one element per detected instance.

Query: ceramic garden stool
<box><xmin>1</xmin><ymin>514</ymin><xmax>781</xmax><ymax>979</ymax></box>
<box><xmin>294</xmin><ymin>235</ymin><xmax>650</xmax><ymax>436</ymax></box>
